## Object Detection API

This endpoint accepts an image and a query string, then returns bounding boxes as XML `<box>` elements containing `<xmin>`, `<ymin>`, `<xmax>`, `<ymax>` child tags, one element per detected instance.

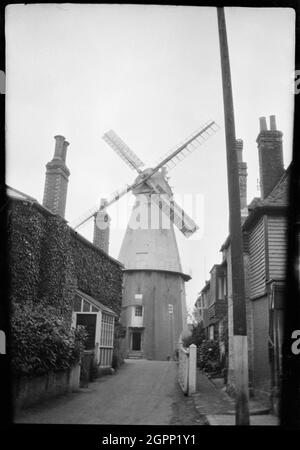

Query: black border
<box><xmin>0</xmin><ymin>0</ymin><xmax>299</xmax><ymax>444</ymax></box>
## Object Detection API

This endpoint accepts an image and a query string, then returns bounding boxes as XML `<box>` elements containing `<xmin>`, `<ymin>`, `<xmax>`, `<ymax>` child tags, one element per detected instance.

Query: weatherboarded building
<box><xmin>195</xmin><ymin>116</ymin><xmax>289</xmax><ymax>414</ymax></box>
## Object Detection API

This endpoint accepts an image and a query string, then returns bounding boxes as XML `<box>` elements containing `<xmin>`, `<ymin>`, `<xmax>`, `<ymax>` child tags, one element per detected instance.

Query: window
<box><xmin>218</xmin><ymin>276</ymin><xmax>226</xmax><ymax>300</ymax></box>
<box><xmin>135</xmin><ymin>306</ymin><xmax>143</xmax><ymax>317</ymax></box>
<box><xmin>100</xmin><ymin>314</ymin><xmax>114</xmax><ymax>348</ymax></box>
<box><xmin>76</xmin><ymin>314</ymin><xmax>97</xmax><ymax>350</ymax></box>
<box><xmin>83</xmin><ymin>299</ymin><xmax>90</xmax><ymax>312</ymax></box>
<box><xmin>73</xmin><ymin>293</ymin><xmax>99</xmax><ymax>313</ymax></box>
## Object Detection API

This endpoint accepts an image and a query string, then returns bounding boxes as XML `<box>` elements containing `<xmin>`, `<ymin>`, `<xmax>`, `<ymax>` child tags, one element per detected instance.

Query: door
<box><xmin>76</xmin><ymin>314</ymin><xmax>97</xmax><ymax>350</ymax></box>
<box><xmin>132</xmin><ymin>332</ymin><xmax>141</xmax><ymax>351</ymax></box>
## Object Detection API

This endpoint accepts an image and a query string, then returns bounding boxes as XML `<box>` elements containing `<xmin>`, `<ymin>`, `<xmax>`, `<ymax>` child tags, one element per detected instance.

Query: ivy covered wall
<box><xmin>8</xmin><ymin>198</ymin><xmax>123</xmax><ymax>319</ymax></box>
<box><xmin>70</xmin><ymin>231</ymin><xmax>122</xmax><ymax>315</ymax></box>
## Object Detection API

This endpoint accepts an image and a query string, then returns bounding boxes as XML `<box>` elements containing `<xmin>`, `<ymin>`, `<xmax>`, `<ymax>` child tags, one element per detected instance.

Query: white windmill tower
<box><xmin>73</xmin><ymin>120</ymin><xmax>219</xmax><ymax>360</ymax></box>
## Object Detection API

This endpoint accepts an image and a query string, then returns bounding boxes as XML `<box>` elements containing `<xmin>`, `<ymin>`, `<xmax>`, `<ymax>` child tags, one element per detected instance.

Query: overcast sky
<box><xmin>5</xmin><ymin>4</ymin><xmax>295</xmax><ymax>315</ymax></box>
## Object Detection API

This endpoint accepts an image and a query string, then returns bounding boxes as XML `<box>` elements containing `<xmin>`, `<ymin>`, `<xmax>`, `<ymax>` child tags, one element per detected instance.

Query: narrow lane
<box><xmin>15</xmin><ymin>359</ymin><xmax>204</xmax><ymax>425</ymax></box>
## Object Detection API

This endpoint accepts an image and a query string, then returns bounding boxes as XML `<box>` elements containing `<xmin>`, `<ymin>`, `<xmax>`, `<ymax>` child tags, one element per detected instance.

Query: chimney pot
<box><xmin>270</xmin><ymin>115</ymin><xmax>277</xmax><ymax>131</ymax></box>
<box><xmin>259</xmin><ymin>117</ymin><xmax>268</xmax><ymax>132</ymax></box>
<box><xmin>61</xmin><ymin>140</ymin><xmax>69</xmax><ymax>162</ymax></box>
<box><xmin>54</xmin><ymin>135</ymin><xmax>65</xmax><ymax>159</ymax></box>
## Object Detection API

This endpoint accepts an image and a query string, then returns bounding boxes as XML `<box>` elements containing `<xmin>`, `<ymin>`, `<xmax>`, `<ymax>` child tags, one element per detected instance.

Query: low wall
<box><xmin>13</xmin><ymin>363</ymin><xmax>81</xmax><ymax>411</ymax></box>
<box><xmin>80</xmin><ymin>350</ymin><xmax>95</xmax><ymax>387</ymax></box>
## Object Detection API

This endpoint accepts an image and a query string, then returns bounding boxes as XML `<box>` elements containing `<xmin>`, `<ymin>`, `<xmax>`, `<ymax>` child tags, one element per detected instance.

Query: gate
<box><xmin>178</xmin><ymin>343</ymin><xmax>197</xmax><ymax>396</ymax></box>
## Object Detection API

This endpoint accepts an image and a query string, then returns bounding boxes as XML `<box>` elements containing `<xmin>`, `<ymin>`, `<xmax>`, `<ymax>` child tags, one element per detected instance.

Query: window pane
<box><xmin>83</xmin><ymin>299</ymin><xmax>91</xmax><ymax>312</ymax></box>
<box><xmin>135</xmin><ymin>306</ymin><xmax>143</xmax><ymax>316</ymax></box>
<box><xmin>100</xmin><ymin>314</ymin><xmax>114</xmax><ymax>348</ymax></box>
<box><xmin>73</xmin><ymin>294</ymin><xmax>82</xmax><ymax>312</ymax></box>
<box><xmin>91</xmin><ymin>306</ymin><xmax>99</xmax><ymax>312</ymax></box>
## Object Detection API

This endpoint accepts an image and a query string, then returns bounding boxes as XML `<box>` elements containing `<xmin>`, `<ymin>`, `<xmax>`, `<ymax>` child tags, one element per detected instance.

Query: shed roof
<box><xmin>76</xmin><ymin>289</ymin><xmax>118</xmax><ymax>316</ymax></box>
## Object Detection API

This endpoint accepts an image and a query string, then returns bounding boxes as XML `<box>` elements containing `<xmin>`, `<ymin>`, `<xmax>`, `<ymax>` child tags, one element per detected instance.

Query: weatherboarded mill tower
<box><xmin>119</xmin><ymin>170</ymin><xmax>190</xmax><ymax>360</ymax></box>
<box><xmin>73</xmin><ymin>121</ymin><xmax>219</xmax><ymax>361</ymax></box>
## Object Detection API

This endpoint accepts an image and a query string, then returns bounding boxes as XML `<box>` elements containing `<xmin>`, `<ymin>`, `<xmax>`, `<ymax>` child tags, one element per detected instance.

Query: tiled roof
<box><xmin>247</xmin><ymin>170</ymin><xmax>289</xmax><ymax>210</ymax></box>
<box><xmin>241</xmin><ymin>167</ymin><xmax>289</xmax><ymax>234</ymax></box>
<box><xmin>260</xmin><ymin>169</ymin><xmax>289</xmax><ymax>207</ymax></box>
<box><xmin>247</xmin><ymin>168</ymin><xmax>289</xmax><ymax>210</ymax></box>
<box><xmin>221</xmin><ymin>167</ymin><xmax>289</xmax><ymax>246</ymax></box>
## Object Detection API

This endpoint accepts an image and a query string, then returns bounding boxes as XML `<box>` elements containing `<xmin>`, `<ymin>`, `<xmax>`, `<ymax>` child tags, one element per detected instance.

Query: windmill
<box><xmin>73</xmin><ymin>120</ymin><xmax>219</xmax><ymax>360</ymax></box>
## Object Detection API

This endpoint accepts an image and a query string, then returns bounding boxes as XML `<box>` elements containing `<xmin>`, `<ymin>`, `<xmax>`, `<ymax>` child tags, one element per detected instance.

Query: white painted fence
<box><xmin>177</xmin><ymin>343</ymin><xmax>197</xmax><ymax>395</ymax></box>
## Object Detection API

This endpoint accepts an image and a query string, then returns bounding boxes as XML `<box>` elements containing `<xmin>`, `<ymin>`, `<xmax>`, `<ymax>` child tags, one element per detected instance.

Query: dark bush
<box><xmin>197</xmin><ymin>340</ymin><xmax>222</xmax><ymax>375</ymax></box>
<box><xmin>11</xmin><ymin>301</ymin><xmax>87</xmax><ymax>376</ymax></box>
<box><xmin>182</xmin><ymin>322</ymin><xmax>206</xmax><ymax>348</ymax></box>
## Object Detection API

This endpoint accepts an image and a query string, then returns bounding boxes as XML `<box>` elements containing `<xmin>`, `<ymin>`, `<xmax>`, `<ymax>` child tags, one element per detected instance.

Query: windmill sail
<box><xmin>103</xmin><ymin>130</ymin><xmax>145</xmax><ymax>173</ymax></box>
<box><xmin>153</xmin><ymin>120</ymin><xmax>220</xmax><ymax>172</ymax></box>
<box><xmin>74</xmin><ymin>119</ymin><xmax>219</xmax><ymax>231</ymax></box>
<box><xmin>71</xmin><ymin>183</ymin><xmax>133</xmax><ymax>229</ymax></box>
<box><xmin>151</xmin><ymin>192</ymin><xmax>199</xmax><ymax>238</ymax></box>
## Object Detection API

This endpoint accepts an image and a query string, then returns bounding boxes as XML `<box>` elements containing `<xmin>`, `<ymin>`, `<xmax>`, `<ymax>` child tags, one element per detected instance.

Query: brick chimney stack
<box><xmin>42</xmin><ymin>135</ymin><xmax>70</xmax><ymax>218</ymax></box>
<box><xmin>93</xmin><ymin>198</ymin><xmax>111</xmax><ymax>254</ymax></box>
<box><xmin>236</xmin><ymin>139</ymin><xmax>248</xmax><ymax>221</ymax></box>
<box><xmin>256</xmin><ymin>115</ymin><xmax>284</xmax><ymax>199</ymax></box>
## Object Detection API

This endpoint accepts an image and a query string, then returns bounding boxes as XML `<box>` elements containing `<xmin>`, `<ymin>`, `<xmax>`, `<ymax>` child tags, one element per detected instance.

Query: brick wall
<box><xmin>42</xmin><ymin>136</ymin><xmax>70</xmax><ymax>218</ymax></box>
<box><xmin>257</xmin><ymin>129</ymin><xmax>284</xmax><ymax>199</ymax></box>
<box><xmin>43</xmin><ymin>163</ymin><xmax>70</xmax><ymax>218</ymax></box>
<box><xmin>93</xmin><ymin>213</ymin><xmax>110</xmax><ymax>254</ymax></box>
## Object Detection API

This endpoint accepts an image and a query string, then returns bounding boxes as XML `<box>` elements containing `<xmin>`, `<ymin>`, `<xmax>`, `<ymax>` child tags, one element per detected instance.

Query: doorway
<box><xmin>131</xmin><ymin>331</ymin><xmax>142</xmax><ymax>351</ymax></box>
<box><xmin>76</xmin><ymin>314</ymin><xmax>97</xmax><ymax>350</ymax></box>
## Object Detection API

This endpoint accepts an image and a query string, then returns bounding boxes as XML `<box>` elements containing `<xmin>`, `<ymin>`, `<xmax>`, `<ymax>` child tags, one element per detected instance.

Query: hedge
<box><xmin>11</xmin><ymin>302</ymin><xmax>87</xmax><ymax>376</ymax></box>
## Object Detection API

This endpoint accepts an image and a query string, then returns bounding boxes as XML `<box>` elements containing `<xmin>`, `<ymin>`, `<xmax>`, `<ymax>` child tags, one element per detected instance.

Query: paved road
<box><xmin>15</xmin><ymin>359</ymin><xmax>205</xmax><ymax>425</ymax></box>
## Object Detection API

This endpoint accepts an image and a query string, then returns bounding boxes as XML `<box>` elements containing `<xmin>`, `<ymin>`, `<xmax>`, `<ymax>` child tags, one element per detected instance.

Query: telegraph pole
<box><xmin>217</xmin><ymin>7</ymin><xmax>250</xmax><ymax>425</ymax></box>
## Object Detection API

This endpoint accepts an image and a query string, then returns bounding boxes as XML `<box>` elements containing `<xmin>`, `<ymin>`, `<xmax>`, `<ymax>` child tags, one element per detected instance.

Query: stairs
<box><xmin>128</xmin><ymin>351</ymin><xmax>144</xmax><ymax>359</ymax></box>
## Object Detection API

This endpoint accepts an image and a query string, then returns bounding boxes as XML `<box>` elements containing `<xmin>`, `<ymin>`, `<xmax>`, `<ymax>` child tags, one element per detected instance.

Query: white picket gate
<box><xmin>177</xmin><ymin>343</ymin><xmax>197</xmax><ymax>395</ymax></box>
